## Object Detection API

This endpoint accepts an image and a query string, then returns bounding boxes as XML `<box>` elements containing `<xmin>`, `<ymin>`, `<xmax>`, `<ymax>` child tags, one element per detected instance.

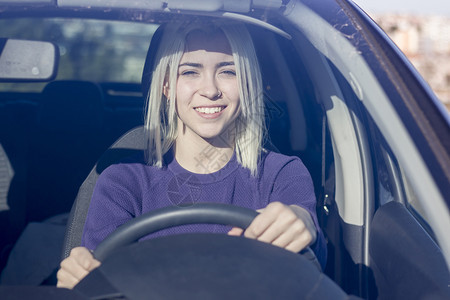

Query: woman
<box><xmin>57</xmin><ymin>20</ymin><xmax>326</xmax><ymax>289</ymax></box>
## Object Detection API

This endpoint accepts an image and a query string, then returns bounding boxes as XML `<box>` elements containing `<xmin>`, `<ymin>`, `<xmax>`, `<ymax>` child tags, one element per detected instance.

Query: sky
<box><xmin>352</xmin><ymin>0</ymin><xmax>450</xmax><ymax>16</ymax></box>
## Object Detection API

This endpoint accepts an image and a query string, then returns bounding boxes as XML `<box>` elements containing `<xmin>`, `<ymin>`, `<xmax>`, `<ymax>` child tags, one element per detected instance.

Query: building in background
<box><xmin>374</xmin><ymin>14</ymin><xmax>450</xmax><ymax>110</ymax></box>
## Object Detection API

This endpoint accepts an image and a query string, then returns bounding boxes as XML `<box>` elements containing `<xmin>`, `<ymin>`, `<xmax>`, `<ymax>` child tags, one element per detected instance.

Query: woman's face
<box><xmin>174</xmin><ymin>30</ymin><xmax>240</xmax><ymax>144</ymax></box>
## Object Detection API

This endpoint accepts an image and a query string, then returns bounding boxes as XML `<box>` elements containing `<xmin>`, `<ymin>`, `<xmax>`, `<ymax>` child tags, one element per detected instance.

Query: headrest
<box><xmin>40</xmin><ymin>80</ymin><xmax>104</xmax><ymax>133</ymax></box>
<box><xmin>141</xmin><ymin>24</ymin><xmax>166</xmax><ymax>99</ymax></box>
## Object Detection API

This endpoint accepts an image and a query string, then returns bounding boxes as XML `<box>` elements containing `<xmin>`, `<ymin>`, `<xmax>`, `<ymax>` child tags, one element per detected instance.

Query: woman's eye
<box><xmin>220</xmin><ymin>69</ymin><xmax>236</xmax><ymax>76</ymax></box>
<box><xmin>180</xmin><ymin>70</ymin><xmax>198</xmax><ymax>76</ymax></box>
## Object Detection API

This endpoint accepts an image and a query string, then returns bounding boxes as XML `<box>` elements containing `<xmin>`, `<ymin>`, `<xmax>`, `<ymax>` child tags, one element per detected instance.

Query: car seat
<box><xmin>26</xmin><ymin>80</ymin><xmax>105</xmax><ymax>222</ymax></box>
<box><xmin>62</xmin><ymin>126</ymin><xmax>146</xmax><ymax>258</ymax></box>
<box><xmin>0</xmin><ymin>100</ymin><xmax>38</xmax><ymax>269</ymax></box>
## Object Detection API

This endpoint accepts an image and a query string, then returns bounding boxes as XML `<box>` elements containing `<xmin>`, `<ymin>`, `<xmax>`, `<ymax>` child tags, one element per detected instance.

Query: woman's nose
<box><xmin>199</xmin><ymin>76</ymin><xmax>221</xmax><ymax>100</ymax></box>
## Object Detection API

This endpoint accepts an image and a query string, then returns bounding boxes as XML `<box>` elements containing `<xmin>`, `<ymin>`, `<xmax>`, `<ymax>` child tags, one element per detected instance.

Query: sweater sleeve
<box><xmin>81</xmin><ymin>164</ymin><xmax>141</xmax><ymax>250</ymax></box>
<box><xmin>269</xmin><ymin>157</ymin><xmax>327</xmax><ymax>270</ymax></box>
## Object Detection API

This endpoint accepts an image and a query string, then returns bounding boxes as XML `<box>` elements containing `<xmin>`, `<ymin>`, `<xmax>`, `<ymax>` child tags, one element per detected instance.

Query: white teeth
<box><xmin>195</xmin><ymin>107</ymin><xmax>224</xmax><ymax>114</ymax></box>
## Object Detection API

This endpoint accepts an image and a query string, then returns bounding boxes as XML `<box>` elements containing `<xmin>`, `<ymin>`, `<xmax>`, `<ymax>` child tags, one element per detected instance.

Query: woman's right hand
<box><xmin>56</xmin><ymin>247</ymin><xmax>101</xmax><ymax>289</ymax></box>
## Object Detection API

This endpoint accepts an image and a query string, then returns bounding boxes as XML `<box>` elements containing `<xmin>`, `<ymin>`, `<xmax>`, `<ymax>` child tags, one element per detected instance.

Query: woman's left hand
<box><xmin>228</xmin><ymin>202</ymin><xmax>317</xmax><ymax>253</ymax></box>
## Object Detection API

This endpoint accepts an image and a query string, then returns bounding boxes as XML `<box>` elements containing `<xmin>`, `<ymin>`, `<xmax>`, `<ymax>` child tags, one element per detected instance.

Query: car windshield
<box><xmin>0</xmin><ymin>2</ymin><xmax>449</xmax><ymax>298</ymax></box>
<box><xmin>0</xmin><ymin>18</ymin><xmax>158</xmax><ymax>92</ymax></box>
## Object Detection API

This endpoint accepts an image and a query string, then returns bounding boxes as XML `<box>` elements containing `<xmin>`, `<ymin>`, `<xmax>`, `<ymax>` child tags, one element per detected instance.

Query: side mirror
<box><xmin>0</xmin><ymin>38</ymin><xmax>59</xmax><ymax>82</ymax></box>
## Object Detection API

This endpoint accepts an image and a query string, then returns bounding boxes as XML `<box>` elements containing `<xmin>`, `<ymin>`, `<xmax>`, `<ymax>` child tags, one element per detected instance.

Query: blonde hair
<box><xmin>144</xmin><ymin>21</ymin><xmax>265</xmax><ymax>176</ymax></box>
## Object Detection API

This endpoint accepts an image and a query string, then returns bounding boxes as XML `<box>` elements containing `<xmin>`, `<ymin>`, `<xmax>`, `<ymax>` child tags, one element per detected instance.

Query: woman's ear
<box><xmin>163</xmin><ymin>81</ymin><xmax>170</xmax><ymax>99</ymax></box>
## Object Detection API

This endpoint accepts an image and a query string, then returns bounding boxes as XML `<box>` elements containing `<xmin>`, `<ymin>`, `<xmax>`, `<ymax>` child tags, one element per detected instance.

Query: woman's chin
<box><xmin>200</xmin><ymin>132</ymin><xmax>224</xmax><ymax>141</ymax></box>
<box><xmin>200</xmin><ymin>131</ymin><xmax>233</xmax><ymax>146</ymax></box>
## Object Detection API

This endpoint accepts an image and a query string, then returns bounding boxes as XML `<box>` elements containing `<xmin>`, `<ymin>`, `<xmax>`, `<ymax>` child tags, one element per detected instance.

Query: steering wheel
<box><xmin>93</xmin><ymin>203</ymin><xmax>258</xmax><ymax>260</ymax></box>
<box><xmin>93</xmin><ymin>203</ymin><xmax>319</xmax><ymax>265</ymax></box>
<box><xmin>75</xmin><ymin>203</ymin><xmax>330</xmax><ymax>300</ymax></box>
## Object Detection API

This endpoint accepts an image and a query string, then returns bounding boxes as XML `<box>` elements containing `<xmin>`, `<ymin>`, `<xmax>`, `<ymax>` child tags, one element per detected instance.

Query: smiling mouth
<box><xmin>194</xmin><ymin>106</ymin><xmax>226</xmax><ymax>114</ymax></box>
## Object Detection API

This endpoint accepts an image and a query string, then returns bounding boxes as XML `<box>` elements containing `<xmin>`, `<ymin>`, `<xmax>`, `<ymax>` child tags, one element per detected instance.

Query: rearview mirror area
<box><xmin>0</xmin><ymin>38</ymin><xmax>59</xmax><ymax>82</ymax></box>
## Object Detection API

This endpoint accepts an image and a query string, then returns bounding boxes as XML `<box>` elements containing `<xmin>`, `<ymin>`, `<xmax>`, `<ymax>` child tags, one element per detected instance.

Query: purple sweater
<box><xmin>82</xmin><ymin>151</ymin><xmax>327</xmax><ymax>268</ymax></box>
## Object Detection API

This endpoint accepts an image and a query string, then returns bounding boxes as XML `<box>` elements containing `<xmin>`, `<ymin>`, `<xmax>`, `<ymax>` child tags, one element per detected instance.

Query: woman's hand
<box><xmin>228</xmin><ymin>202</ymin><xmax>317</xmax><ymax>253</ymax></box>
<box><xmin>56</xmin><ymin>247</ymin><xmax>101</xmax><ymax>289</ymax></box>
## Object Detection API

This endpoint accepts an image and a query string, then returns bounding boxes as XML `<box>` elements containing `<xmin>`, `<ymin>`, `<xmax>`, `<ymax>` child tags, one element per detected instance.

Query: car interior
<box><xmin>0</xmin><ymin>14</ymin><xmax>327</xmax><ymax>279</ymax></box>
<box><xmin>0</xmin><ymin>2</ymin><xmax>449</xmax><ymax>299</ymax></box>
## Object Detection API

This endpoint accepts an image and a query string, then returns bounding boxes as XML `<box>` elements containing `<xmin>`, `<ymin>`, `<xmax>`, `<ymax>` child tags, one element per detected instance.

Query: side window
<box><xmin>374</xmin><ymin>145</ymin><xmax>396</xmax><ymax>207</ymax></box>
<box><xmin>398</xmin><ymin>167</ymin><xmax>435</xmax><ymax>235</ymax></box>
<box><xmin>369</xmin><ymin>119</ymin><xmax>436</xmax><ymax>238</ymax></box>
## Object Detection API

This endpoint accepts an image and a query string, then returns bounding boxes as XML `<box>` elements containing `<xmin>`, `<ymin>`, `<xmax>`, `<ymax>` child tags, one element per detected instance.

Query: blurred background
<box><xmin>353</xmin><ymin>0</ymin><xmax>450</xmax><ymax>111</ymax></box>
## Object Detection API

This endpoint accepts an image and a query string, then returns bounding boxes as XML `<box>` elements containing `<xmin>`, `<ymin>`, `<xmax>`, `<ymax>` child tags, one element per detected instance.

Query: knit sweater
<box><xmin>82</xmin><ymin>150</ymin><xmax>327</xmax><ymax>268</ymax></box>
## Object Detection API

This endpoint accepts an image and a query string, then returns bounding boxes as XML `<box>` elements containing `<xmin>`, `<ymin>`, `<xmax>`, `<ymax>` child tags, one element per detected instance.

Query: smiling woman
<box><xmin>174</xmin><ymin>29</ymin><xmax>241</xmax><ymax>172</ymax></box>
<box><xmin>56</xmin><ymin>20</ymin><xmax>326</xmax><ymax>289</ymax></box>
<box><xmin>146</xmin><ymin>21</ymin><xmax>265</xmax><ymax>175</ymax></box>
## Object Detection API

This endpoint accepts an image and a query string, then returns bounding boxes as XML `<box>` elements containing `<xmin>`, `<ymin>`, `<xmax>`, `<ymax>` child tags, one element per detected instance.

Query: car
<box><xmin>0</xmin><ymin>0</ymin><xmax>449</xmax><ymax>299</ymax></box>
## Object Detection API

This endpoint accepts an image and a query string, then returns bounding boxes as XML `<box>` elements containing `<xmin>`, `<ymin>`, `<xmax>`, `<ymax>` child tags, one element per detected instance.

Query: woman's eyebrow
<box><xmin>178</xmin><ymin>61</ymin><xmax>235</xmax><ymax>68</ymax></box>
<box><xmin>217</xmin><ymin>61</ymin><xmax>235</xmax><ymax>67</ymax></box>
<box><xmin>179</xmin><ymin>62</ymin><xmax>202</xmax><ymax>68</ymax></box>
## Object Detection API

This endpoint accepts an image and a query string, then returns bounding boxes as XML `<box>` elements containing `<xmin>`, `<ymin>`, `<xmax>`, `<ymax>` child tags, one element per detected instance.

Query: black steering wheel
<box><xmin>93</xmin><ymin>203</ymin><xmax>258</xmax><ymax>260</ymax></box>
<box><xmin>75</xmin><ymin>203</ymin><xmax>333</xmax><ymax>300</ymax></box>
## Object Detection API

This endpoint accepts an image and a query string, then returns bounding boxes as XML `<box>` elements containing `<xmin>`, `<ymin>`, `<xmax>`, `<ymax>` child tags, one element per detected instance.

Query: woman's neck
<box><xmin>174</xmin><ymin>130</ymin><xmax>234</xmax><ymax>174</ymax></box>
